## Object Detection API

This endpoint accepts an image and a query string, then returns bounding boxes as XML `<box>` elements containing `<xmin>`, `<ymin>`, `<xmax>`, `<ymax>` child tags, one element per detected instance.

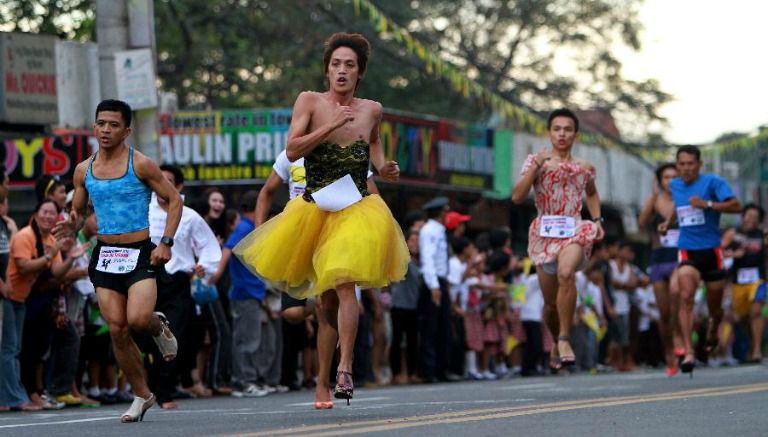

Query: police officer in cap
<box><xmin>418</xmin><ymin>196</ymin><xmax>459</xmax><ymax>382</ymax></box>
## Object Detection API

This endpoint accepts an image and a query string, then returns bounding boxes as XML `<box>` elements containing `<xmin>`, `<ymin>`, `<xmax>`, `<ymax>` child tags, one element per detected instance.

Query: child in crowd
<box><xmin>636</xmin><ymin>284</ymin><xmax>663</xmax><ymax>367</ymax></box>
<box><xmin>448</xmin><ymin>237</ymin><xmax>478</xmax><ymax>379</ymax></box>
<box><xmin>572</xmin><ymin>265</ymin><xmax>606</xmax><ymax>372</ymax></box>
<box><xmin>609</xmin><ymin>242</ymin><xmax>637</xmax><ymax>371</ymax></box>
<box><xmin>520</xmin><ymin>267</ymin><xmax>545</xmax><ymax>376</ymax></box>
<box><xmin>478</xmin><ymin>251</ymin><xmax>514</xmax><ymax>378</ymax></box>
<box><xmin>462</xmin><ymin>250</ymin><xmax>486</xmax><ymax>380</ymax></box>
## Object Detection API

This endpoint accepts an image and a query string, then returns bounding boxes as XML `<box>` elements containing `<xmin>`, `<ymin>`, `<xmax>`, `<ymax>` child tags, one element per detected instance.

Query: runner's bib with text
<box><xmin>660</xmin><ymin>229</ymin><xmax>680</xmax><ymax>248</ymax></box>
<box><xmin>677</xmin><ymin>205</ymin><xmax>706</xmax><ymax>227</ymax></box>
<box><xmin>737</xmin><ymin>267</ymin><xmax>760</xmax><ymax>285</ymax></box>
<box><xmin>539</xmin><ymin>216</ymin><xmax>576</xmax><ymax>239</ymax></box>
<box><xmin>95</xmin><ymin>246</ymin><xmax>140</xmax><ymax>274</ymax></box>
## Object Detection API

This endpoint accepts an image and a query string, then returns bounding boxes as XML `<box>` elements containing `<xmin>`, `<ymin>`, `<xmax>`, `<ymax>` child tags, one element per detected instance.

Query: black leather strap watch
<box><xmin>160</xmin><ymin>236</ymin><xmax>174</xmax><ymax>247</ymax></box>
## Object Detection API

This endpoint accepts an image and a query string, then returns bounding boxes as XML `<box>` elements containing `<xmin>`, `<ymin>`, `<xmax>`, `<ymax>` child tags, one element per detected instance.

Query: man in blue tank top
<box><xmin>54</xmin><ymin>99</ymin><xmax>183</xmax><ymax>423</ymax></box>
<box><xmin>659</xmin><ymin>145</ymin><xmax>741</xmax><ymax>376</ymax></box>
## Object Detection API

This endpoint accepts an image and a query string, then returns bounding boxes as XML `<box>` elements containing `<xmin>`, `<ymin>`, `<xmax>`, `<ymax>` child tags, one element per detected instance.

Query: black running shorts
<box><xmin>88</xmin><ymin>239</ymin><xmax>157</xmax><ymax>295</ymax></box>
<box><xmin>678</xmin><ymin>247</ymin><xmax>726</xmax><ymax>282</ymax></box>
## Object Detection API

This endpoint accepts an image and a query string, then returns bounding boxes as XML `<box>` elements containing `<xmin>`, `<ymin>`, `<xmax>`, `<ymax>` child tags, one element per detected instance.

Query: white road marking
<box><xmin>346</xmin><ymin>399</ymin><xmax>535</xmax><ymax>412</ymax></box>
<box><xmin>0</xmin><ymin>417</ymin><xmax>116</xmax><ymax>429</ymax></box>
<box><xmin>495</xmin><ymin>382</ymin><xmax>557</xmax><ymax>391</ymax></box>
<box><xmin>226</xmin><ymin>399</ymin><xmax>536</xmax><ymax>416</ymax></box>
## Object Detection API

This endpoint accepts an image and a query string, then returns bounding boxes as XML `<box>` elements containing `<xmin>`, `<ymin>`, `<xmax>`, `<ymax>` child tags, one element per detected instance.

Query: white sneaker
<box><xmin>40</xmin><ymin>393</ymin><xmax>65</xmax><ymax>410</ymax></box>
<box><xmin>496</xmin><ymin>363</ymin><xmax>509</xmax><ymax>377</ymax></box>
<box><xmin>152</xmin><ymin>312</ymin><xmax>178</xmax><ymax>361</ymax></box>
<box><xmin>263</xmin><ymin>385</ymin><xmax>277</xmax><ymax>394</ymax></box>
<box><xmin>241</xmin><ymin>384</ymin><xmax>269</xmax><ymax>398</ymax></box>
<box><xmin>275</xmin><ymin>385</ymin><xmax>290</xmax><ymax>394</ymax></box>
<box><xmin>467</xmin><ymin>371</ymin><xmax>483</xmax><ymax>380</ymax></box>
<box><xmin>481</xmin><ymin>371</ymin><xmax>497</xmax><ymax>380</ymax></box>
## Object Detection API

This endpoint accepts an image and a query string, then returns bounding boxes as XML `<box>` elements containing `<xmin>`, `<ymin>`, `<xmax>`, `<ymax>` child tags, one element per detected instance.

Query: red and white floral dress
<box><xmin>521</xmin><ymin>154</ymin><xmax>599</xmax><ymax>265</ymax></box>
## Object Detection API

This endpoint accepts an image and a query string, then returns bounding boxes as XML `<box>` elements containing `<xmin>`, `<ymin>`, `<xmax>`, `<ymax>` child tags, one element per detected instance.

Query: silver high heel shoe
<box><xmin>121</xmin><ymin>393</ymin><xmax>155</xmax><ymax>423</ymax></box>
<box><xmin>152</xmin><ymin>312</ymin><xmax>178</xmax><ymax>361</ymax></box>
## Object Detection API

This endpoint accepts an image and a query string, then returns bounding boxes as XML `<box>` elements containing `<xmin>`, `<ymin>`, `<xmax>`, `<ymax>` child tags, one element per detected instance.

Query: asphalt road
<box><xmin>1</xmin><ymin>364</ymin><xmax>766</xmax><ymax>436</ymax></box>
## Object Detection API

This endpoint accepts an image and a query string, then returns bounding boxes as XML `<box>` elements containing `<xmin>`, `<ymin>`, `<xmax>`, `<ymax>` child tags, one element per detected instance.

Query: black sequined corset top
<box><xmin>302</xmin><ymin>140</ymin><xmax>370</xmax><ymax>202</ymax></box>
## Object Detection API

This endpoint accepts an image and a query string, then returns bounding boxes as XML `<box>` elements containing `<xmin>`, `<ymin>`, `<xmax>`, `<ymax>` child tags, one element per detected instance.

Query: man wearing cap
<box><xmin>418</xmin><ymin>196</ymin><xmax>457</xmax><ymax>382</ymax></box>
<box><xmin>446</xmin><ymin>211</ymin><xmax>471</xmax><ymax>238</ymax></box>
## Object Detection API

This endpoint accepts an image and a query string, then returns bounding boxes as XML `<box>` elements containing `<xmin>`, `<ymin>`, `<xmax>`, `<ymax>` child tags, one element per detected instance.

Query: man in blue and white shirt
<box><xmin>659</xmin><ymin>145</ymin><xmax>740</xmax><ymax>373</ymax></box>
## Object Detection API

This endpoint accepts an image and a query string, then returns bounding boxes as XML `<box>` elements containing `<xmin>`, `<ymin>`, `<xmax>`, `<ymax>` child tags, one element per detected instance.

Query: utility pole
<box><xmin>96</xmin><ymin>0</ymin><xmax>160</xmax><ymax>161</ymax></box>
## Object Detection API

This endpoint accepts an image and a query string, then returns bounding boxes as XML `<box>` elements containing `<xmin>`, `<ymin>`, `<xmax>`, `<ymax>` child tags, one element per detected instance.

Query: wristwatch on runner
<box><xmin>160</xmin><ymin>236</ymin><xmax>175</xmax><ymax>247</ymax></box>
<box><xmin>706</xmin><ymin>200</ymin><xmax>713</xmax><ymax>209</ymax></box>
<box><xmin>592</xmin><ymin>216</ymin><xmax>604</xmax><ymax>223</ymax></box>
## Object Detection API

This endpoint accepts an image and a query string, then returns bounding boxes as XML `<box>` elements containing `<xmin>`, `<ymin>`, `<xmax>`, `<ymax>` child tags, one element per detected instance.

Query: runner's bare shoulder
<box><xmin>355</xmin><ymin>98</ymin><xmax>382</xmax><ymax>110</ymax></box>
<box><xmin>296</xmin><ymin>91</ymin><xmax>323</xmax><ymax>104</ymax></box>
<box><xmin>574</xmin><ymin>158</ymin><xmax>595</xmax><ymax>173</ymax></box>
<box><xmin>131</xmin><ymin>149</ymin><xmax>162</xmax><ymax>180</ymax></box>
<box><xmin>73</xmin><ymin>159</ymin><xmax>90</xmax><ymax>184</ymax></box>
<box><xmin>355</xmin><ymin>98</ymin><xmax>382</xmax><ymax>119</ymax></box>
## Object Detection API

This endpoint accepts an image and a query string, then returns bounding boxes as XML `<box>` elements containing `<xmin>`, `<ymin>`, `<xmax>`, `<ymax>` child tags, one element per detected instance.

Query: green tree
<box><xmin>0</xmin><ymin>0</ymin><xmax>94</xmax><ymax>41</ymax></box>
<box><xmin>153</xmin><ymin>0</ymin><xmax>484</xmax><ymax>120</ymax></box>
<box><xmin>714</xmin><ymin>131</ymin><xmax>748</xmax><ymax>143</ymax></box>
<box><xmin>389</xmin><ymin>0</ymin><xmax>672</xmax><ymax>139</ymax></box>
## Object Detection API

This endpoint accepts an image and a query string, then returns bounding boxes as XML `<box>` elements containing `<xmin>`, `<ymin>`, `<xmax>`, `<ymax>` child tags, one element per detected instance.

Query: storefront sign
<box><xmin>2</xmin><ymin>132</ymin><xmax>95</xmax><ymax>186</ymax></box>
<box><xmin>379</xmin><ymin>113</ymin><xmax>439</xmax><ymax>181</ymax></box>
<box><xmin>159</xmin><ymin>109</ymin><xmax>291</xmax><ymax>183</ymax></box>
<box><xmin>4</xmin><ymin>109</ymin><xmax>497</xmax><ymax>191</ymax></box>
<box><xmin>436</xmin><ymin>121</ymin><xmax>494</xmax><ymax>189</ymax></box>
<box><xmin>0</xmin><ymin>32</ymin><xmax>58</xmax><ymax>124</ymax></box>
<box><xmin>114</xmin><ymin>48</ymin><xmax>158</xmax><ymax>109</ymax></box>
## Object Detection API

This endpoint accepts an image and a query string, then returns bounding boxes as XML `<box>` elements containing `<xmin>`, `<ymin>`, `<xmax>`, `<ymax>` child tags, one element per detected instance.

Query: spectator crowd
<box><xmin>0</xmin><ymin>170</ymin><xmax>764</xmax><ymax>411</ymax></box>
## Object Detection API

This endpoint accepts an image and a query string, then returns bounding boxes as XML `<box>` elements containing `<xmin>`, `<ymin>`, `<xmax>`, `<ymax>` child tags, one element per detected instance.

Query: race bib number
<box><xmin>290</xmin><ymin>185</ymin><xmax>306</xmax><ymax>199</ymax></box>
<box><xmin>737</xmin><ymin>267</ymin><xmax>760</xmax><ymax>285</ymax></box>
<box><xmin>95</xmin><ymin>246</ymin><xmax>140</xmax><ymax>274</ymax></box>
<box><xmin>539</xmin><ymin>216</ymin><xmax>576</xmax><ymax>239</ymax></box>
<box><xmin>660</xmin><ymin>229</ymin><xmax>680</xmax><ymax>248</ymax></box>
<box><xmin>677</xmin><ymin>205</ymin><xmax>705</xmax><ymax>227</ymax></box>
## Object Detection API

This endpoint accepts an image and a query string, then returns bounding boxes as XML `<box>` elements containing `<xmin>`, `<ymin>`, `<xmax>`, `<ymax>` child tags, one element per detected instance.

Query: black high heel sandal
<box><xmin>557</xmin><ymin>336</ymin><xmax>576</xmax><ymax>368</ymax></box>
<box><xmin>334</xmin><ymin>370</ymin><xmax>354</xmax><ymax>405</ymax></box>
<box><xmin>680</xmin><ymin>355</ymin><xmax>695</xmax><ymax>379</ymax></box>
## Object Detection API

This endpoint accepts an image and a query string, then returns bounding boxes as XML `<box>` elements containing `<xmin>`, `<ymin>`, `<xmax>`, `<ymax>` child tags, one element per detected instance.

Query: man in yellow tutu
<box><xmin>233</xmin><ymin>32</ymin><xmax>409</xmax><ymax>407</ymax></box>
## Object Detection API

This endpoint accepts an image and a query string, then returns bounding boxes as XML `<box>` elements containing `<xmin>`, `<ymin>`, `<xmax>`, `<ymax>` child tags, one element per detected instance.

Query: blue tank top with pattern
<box><xmin>85</xmin><ymin>146</ymin><xmax>151</xmax><ymax>235</ymax></box>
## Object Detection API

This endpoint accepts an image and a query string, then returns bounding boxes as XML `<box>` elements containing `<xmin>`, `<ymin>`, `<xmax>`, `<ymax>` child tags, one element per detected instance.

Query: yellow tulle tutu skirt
<box><xmin>233</xmin><ymin>194</ymin><xmax>409</xmax><ymax>299</ymax></box>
